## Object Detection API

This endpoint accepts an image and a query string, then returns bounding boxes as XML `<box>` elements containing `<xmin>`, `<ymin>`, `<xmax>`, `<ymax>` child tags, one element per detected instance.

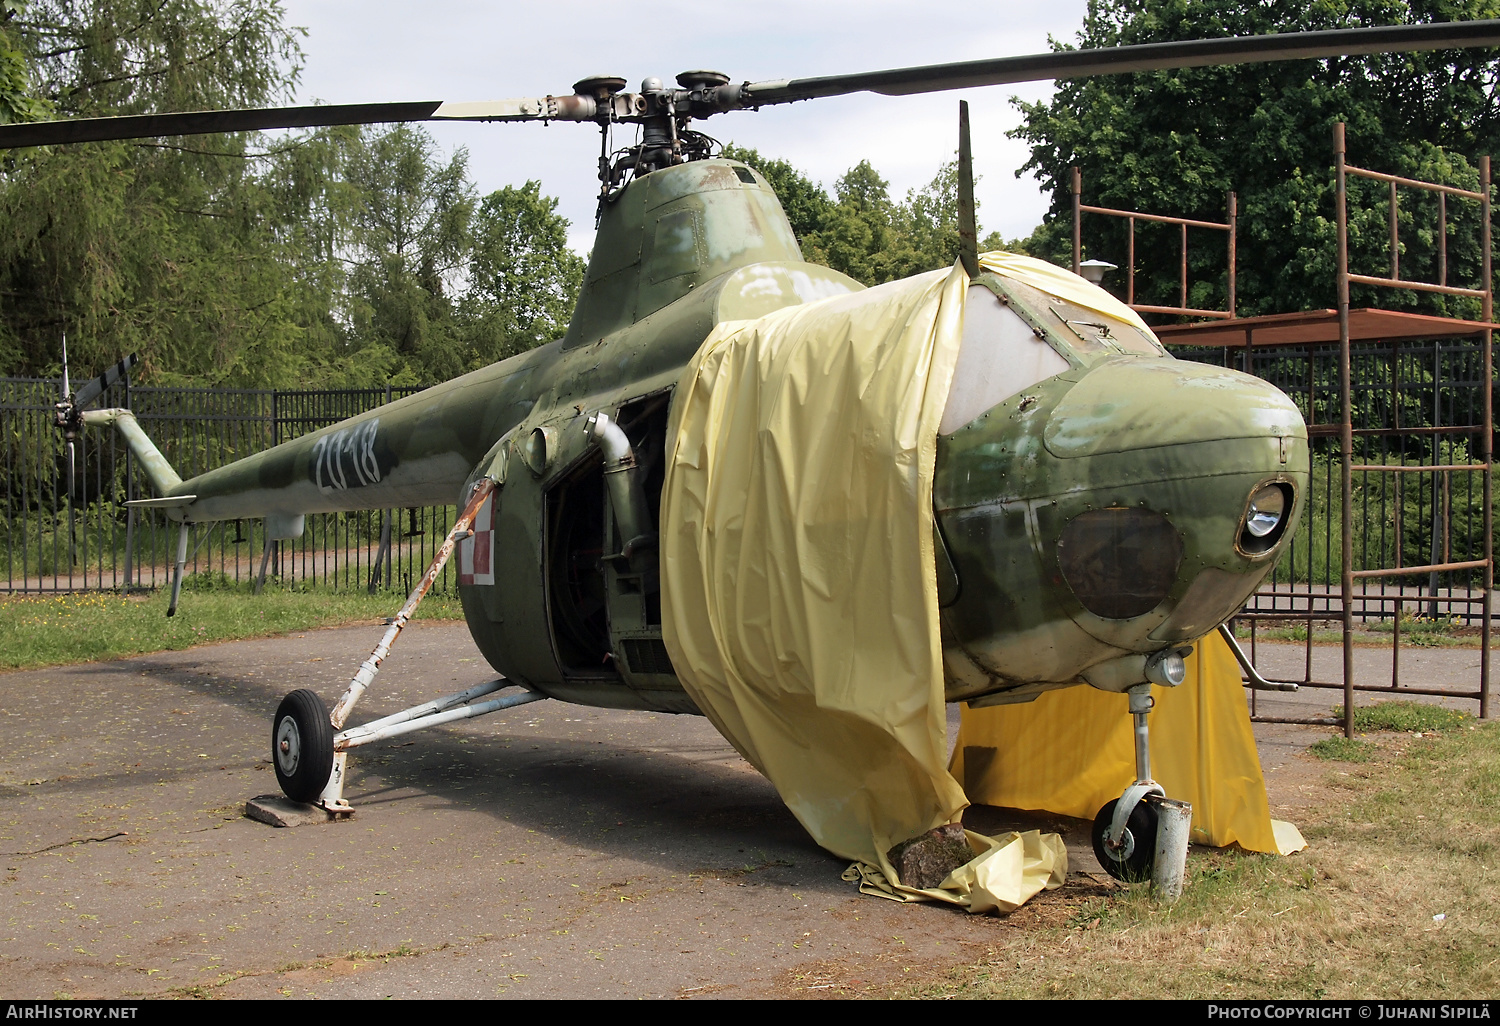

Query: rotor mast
<box><xmin>569</xmin><ymin>70</ymin><xmax>746</xmax><ymax>200</ymax></box>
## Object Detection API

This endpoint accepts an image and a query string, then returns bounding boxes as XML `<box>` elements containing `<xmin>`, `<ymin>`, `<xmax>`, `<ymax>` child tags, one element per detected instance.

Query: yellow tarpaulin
<box><xmin>660</xmin><ymin>252</ymin><xmax>1299</xmax><ymax>913</ymax></box>
<box><xmin>661</xmin><ymin>261</ymin><xmax>1014</xmax><ymax>905</ymax></box>
<box><xmin>977</xmin><ymin>251</ymin><xmax>1153</xmax><ymax>332</ymax></box>
<box><xmin>950</xmin><ymin>632</ymin><xmax>1305</xmax><ymax>856</ymax></box>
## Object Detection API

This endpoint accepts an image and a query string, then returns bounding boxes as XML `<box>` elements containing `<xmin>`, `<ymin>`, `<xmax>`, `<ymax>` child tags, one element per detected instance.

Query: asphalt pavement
<box><xmin>0</xmin><ymin>621</ymin><xmax>1486</xmax><ymax>999</ymax></box>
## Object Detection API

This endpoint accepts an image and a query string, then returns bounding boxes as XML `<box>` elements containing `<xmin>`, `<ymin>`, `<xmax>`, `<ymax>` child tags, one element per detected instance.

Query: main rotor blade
<box><xmin>71</xmin><ymin>353</ymin><xmax>138</xmax><ymax>410</ymax></box>
<box><xmin>744</xmin><ymin>20</ymin><xmax>1500</xmax><ymax>103</ymax></box>
<box><xmin>0</xmin><ymin>94</ymin><xmax>598</xmax><ymax>149</ymax></box>
<box><xmin>0</xmin><ymin>101</ymin><xmax>442</xmax><ymax>149</ymax></box>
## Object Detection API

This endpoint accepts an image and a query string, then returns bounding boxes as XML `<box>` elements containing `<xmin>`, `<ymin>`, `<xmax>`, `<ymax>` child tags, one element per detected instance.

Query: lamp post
<box><xmin>1078</xmin><ymin>259</ymin><xmax>1117</xmax><ymax>286</ymax></box>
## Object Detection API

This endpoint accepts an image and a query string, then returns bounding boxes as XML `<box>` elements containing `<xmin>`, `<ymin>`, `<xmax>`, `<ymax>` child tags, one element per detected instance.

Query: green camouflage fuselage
<box><xmin>141</xmin><ymin>158</ymin><xmax>1306</xmax><ymax>712</ymax></box>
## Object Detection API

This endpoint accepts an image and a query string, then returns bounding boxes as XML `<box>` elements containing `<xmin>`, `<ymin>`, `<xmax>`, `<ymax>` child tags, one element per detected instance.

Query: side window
<box><xmin>940</xmin><ymin>285</ymin><xmax>1071</xmax><ymax>435</ymax></box>
<box><xmin>1053</xmin><ymin>307</ymin><xmax>1165</xmax><ymax>356</ymax></box>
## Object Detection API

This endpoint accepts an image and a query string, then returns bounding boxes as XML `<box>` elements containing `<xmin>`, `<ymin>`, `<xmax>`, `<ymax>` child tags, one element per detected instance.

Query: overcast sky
<box><xmin>277</xmin><ymin>1</ymin><xmax>1092</xmax><ymax>254</ymax></box>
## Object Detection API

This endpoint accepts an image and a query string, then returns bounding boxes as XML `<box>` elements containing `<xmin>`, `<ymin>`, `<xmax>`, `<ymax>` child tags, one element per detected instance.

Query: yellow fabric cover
<box><xmin>843</xmin><ymin>829</ymin><xmax>1067</xmax><ymax>913</ymax></box>
<box><xmin>978</xmin><ymin>251</ymin><xmax>1153</xmax><ymax>333</ymax></box>
<box><xmin>659</xmin><ymin>252</ymin><xmax>1297</xmax><ymax>912</ymax></box>
<box><xmin>950</xmin><ymin>632</ymin><xmax>1304</xmax><ymax>855</ymax></box>
<box><xmin>660</xmin><ymin>262</ymin><xmax>982</xmax><ymax>885</ymax></box>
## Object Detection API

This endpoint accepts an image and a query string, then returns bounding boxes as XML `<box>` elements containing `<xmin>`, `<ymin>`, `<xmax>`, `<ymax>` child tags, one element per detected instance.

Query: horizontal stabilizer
<box><xmin>125</xmin><ymin>494</ymin><xmax>197</xmax><ymax>509</ymax></box>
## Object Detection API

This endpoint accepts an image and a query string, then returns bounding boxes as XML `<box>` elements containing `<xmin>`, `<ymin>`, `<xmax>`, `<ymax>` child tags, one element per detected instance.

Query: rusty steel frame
<box><xmin>1071</xmin><ymin>166</ymin><xmax>1237</xmax><ymax>320</ymax></box>
<box><xmin>1333</xmin><ymin>122</ymin><xmax>1494</xmax><ymax>735</ymax></box>
<box><xmin>1081</xmin><ymin>131</ymin><xmax>1495</xmax><ymax>733</ymax></box>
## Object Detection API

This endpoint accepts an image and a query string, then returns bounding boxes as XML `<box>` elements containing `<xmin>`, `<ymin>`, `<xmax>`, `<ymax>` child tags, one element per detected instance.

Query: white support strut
<box><xmin>329</xmin><ymin>477</ymin><xmax>498</xmax><ymax>732</ymax></box>
<box><xmin>336</xmin><ymin>689</ymin><xmax>545</xmax><ymax>750</ymax></box>
<box><xmin>348</xmin><ymin>678</ymin><xmax>510</xmax><ymax>736</ymax></box>
<box><xmin>1217</xmin><ymin>623</ymin><xmax>1301</xmax><ymax>691</ymax></box>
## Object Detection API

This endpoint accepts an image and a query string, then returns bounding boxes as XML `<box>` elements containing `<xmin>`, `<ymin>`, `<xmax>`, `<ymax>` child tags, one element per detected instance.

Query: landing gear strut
<box><xmin>1091</xmin><ymin>657</ymin><xmax>1194</xmax><ymax>899</ymax></box>
<box><xmin>267</xmin><ymin>476</ymin><xmax>547</xmax><ymax>816</ymax></box>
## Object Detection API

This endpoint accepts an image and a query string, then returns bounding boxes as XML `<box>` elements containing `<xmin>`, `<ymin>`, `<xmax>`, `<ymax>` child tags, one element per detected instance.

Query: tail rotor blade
<box><xmin>71</xmin><ymin>353</ymin><xmax>137</xmax><ymax>410</ymax></box>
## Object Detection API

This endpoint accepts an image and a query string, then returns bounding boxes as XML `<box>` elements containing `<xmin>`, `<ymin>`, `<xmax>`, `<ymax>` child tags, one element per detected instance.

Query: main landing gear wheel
<box><xmin>273</xmin><ymin>689</ymin><xmax>334</xmax><ymax>804</ymax></box>
<box><xmin>1092</xmin><ymin>797</ymin><xmax>1159</xmax><ymax>883</ymax></box>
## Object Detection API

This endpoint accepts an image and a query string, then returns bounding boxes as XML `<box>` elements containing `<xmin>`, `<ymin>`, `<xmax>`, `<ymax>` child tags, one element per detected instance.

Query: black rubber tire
<box><xmin>1091</xmin><ymin>797</ymin><xmax>1159</xmax><ymax>883</ymax></box>
<box><xmin>273</xmin><ymin>689</ymin><xmax>334</xmax><ymax>804</ymax></box>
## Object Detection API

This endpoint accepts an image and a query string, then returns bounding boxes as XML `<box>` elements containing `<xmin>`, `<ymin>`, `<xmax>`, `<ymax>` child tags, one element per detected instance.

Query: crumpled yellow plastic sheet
<box><xmin>661</xmin><ymin>260</ymin><xmax>1001</xmax><ymax>899</ymax></box>
<box><xmin>950</xmin><ymin>632</ymin><xmax>1305</xmax><ymax>856</ymax></box>
<box><xmin>843</xmin><ymin>829</ymin><xmax>1067</xmax><ymax>913</ymax></box>
<box><xmin>976</xmin><ymin>250</ymin><xmax>1154</xmax><ymax>332</ymax></box>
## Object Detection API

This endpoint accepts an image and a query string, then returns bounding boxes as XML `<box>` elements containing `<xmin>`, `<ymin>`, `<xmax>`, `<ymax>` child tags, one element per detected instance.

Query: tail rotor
<box><xmin>52</xmin><ymin>347</ymin><xmax>138</xmax><ymax>501</ymax></box>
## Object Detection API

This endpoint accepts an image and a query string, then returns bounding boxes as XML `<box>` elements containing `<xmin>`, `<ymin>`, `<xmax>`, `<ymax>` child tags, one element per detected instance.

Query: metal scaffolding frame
<box><xmin>1078</xmin><ymin>127</ymin><xmax>1494</xmax><ymax>731</ymax></box>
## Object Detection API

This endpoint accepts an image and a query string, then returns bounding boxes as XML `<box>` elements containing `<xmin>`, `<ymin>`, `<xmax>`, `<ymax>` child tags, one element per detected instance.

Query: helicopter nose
<box><xmin>1041</xmin><ymin>360</ymin><xmax>1308</xmax><ymax>643</ymax></box>
<box><xmin>1042</xmin><ymin>358</ymin><xmax>1304</xmax><ymax>457</ymax></box>
<box><xmin>934</xmin><ymin>355</ymin><xmax>1309</xmax><ymax>691</ymax></box>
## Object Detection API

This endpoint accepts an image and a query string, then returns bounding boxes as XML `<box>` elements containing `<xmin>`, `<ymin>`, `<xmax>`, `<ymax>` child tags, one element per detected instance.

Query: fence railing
<box><xmin>1176</xmin><ymin>334</ymin><xmax>1494</xmax><ymax>624</ymax></box>
<box><xmin>1</xmin><ymin>377</ymin><xmax>459</xmax><ymax>595</ymax></box>
<box><xmin>5</xmin><ymin>335</ymin><xmax>1495</xmax><ymax>622</ymax></box>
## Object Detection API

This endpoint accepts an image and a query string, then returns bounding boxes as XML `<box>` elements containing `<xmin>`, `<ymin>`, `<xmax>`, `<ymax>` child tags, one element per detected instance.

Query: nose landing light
<box><xmin>1238</xmin><ymin>482</ymin><xmax>1293</xmax><ymax>555</ymax></box>
<box><xmin>1145</xmin><ymin>647</ymin><xmax>1188</xmax><ymax>687</ymax></box>
<box><xmin>1245</xmin><ymin>484</ymin><xmax>1285</xmax><ymax>537</ymax></box>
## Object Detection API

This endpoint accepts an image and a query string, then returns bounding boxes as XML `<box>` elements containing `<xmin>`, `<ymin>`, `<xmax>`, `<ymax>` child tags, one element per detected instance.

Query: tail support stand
<box><xmin>253</xmin><ymin>535</ymin><xmax>273</xmax><ymax>595</ymax></box>
<box><xmin>314</xmin><ymin>478</ymin><xmax>499</xmax><ymax>814</ymax></box>
<box><xmin>166</xmin><ymin>522</ymin><xmax>189</xmax><ymax>617</ymax></box>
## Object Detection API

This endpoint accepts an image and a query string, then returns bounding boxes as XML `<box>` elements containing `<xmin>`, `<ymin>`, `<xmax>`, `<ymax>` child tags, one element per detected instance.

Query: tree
<box><xmin>337</xmin><ymin>124</ymin><xmax>474</xmax><ymax>384</ymax></box>
<box><xmin>461</xmin><ymin>181</ymin><xmax>584</xmax><ymax>368</ymax></box>
<box><xmin>0</xmin><ymin>1</ymin><xmax>47</xmax><ymax>124</ymax></box>
<box><xmin>726</xmin><ymin>145</ymin><xmax>990</xmax><ymax>286</ymax></box>
<box><xmin>0</xmin><ymin>4</ymin><xmax>585</xmax><ymax>389</ymax></box>
<box><xmin>1010</xmin><ymin>0</ymin><xmax>1500</xmax><ymax>320</ymax></box>
<box><xmin>0</xmin><ymin>0</ymin><xmax>309</xmax><ymax>385</ymax></box>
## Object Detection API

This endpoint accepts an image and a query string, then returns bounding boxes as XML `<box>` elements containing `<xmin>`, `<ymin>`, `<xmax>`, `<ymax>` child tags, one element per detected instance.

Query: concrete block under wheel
<box><xmin>244</xmin><ymin>794</ymin><xmax>354</xmax><ymax>828</ymax></box>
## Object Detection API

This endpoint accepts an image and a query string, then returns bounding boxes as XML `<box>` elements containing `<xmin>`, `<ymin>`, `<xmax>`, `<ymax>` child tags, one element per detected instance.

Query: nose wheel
<box><xmin>1091</xmin><ymin>682</ymin><xmax>1192</xmax><ymax>896</ymax></box>
<box><xmin>273</xmin><ymin>689</ymin><xmax>335</xmax><ymax>803</ymax></box>
<box><xmin>1092</xmin><ymin>795</ymin><xmax>1160</xmax><ymax>882</ymax></box>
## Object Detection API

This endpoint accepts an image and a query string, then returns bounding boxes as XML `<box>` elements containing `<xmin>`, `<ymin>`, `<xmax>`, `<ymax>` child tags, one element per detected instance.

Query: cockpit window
<box><xmin>940</xmin><ymin>285</ymin><xmax>1071</xmax><ymax>435</ymax></box>
<box><xmin>1051</xmin><ymin>305</ymin><xmax>1164</xmax><ymax>356</ymax></box>
<box><xmin>997</xmin><ymin>276</ymin><xmax>1167</xmax><ymax>359</ymax></box>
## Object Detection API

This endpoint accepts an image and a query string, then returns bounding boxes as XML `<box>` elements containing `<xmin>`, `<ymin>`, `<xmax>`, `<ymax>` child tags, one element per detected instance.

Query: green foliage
<box><xmin>336</xmin><ymin>124</ymin><xmax>472</xmax><ymax>384</ymax></box>
<box><xmin>0</xmin><ymin>1</ymin><xmax>583</xmax><ymax>389</ymax></box>
<box><xmin>726</xmin><ymin>144</ymin><xmax>1001</xmax><ymax>286</ymax></box>
<box><xmin>0</xmin><ymin>0</ymin><xmax>312</xmax><ymax>384</ymax></box>
<box><xmin>1010</xmin><ymin>0</ymin><xmax>1500</xmax><ymax>319</ymax></box>
<box><xmin>462</xmin><ymin>182</ymin><xmax>584</xmax><ymax>369</ymax></box>
<box><xmin>0</xmin><ymin>1</ymin><xmax>47</xmax><ymax>124</ymax></box>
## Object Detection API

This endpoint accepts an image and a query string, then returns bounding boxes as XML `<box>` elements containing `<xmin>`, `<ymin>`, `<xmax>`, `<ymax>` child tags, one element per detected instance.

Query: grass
<box><xmin>1308</xmin><ymin>736</ymin><xmax>1377</xmax><ymax>761</ymax></box>
<box><xmin>1336</xmin><ymin>700</ymin><xmax>1472</xmax><ymax>734</ymax></box>
<box><xmin>0</xmin><ymin>578</ymin><xmax>465</xmax><ymax>671</ymax></box>
<box><xmin>1237</xmin><ymin>617</ymin><xmax>1496</xmax><ymax>649</ymax></box>
<box><xmin>896</xmin><ymin>718</ymin><xmax>1500</xmax><ymax>1000</ymax></box>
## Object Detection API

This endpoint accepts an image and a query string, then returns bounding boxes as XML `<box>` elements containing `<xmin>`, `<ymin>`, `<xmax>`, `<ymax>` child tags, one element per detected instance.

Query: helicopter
<box><xmin>19</xmin><ymin>19</ymin><xmax>1500</xmax><ymax>887</ymax></box>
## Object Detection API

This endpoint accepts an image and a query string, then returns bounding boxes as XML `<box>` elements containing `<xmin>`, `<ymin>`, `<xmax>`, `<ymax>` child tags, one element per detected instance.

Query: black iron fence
<box><xmin>5</xmin><ymin>337</ymin><xmax>1495</xmax><ymax>612</ymax></box>
<box><xmin>1</xmin><ymin>377</ymin><xmax>460</xmax><ymax>595</ymax></box>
